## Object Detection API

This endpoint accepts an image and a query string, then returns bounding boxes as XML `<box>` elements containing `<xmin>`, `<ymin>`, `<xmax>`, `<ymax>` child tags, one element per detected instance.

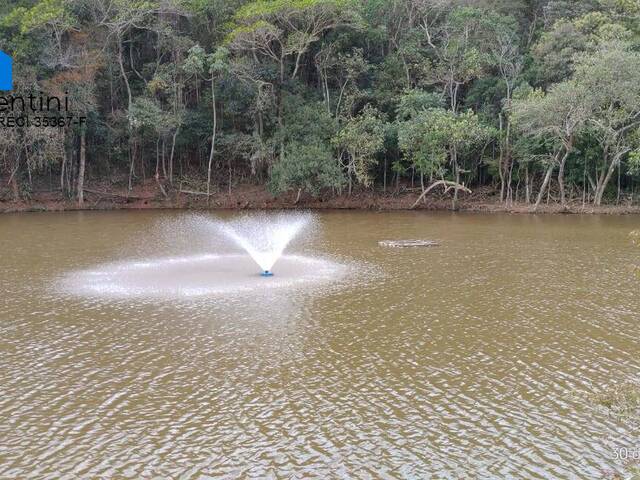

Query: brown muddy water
<box><xmin>0</xmin><ymin>211</ymin><xmax>638</xmax><ymax>479</ymax></box>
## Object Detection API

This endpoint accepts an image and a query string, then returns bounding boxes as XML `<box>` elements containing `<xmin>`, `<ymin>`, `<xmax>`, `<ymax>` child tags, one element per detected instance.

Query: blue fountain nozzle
<box><xmin>261</xmin><ymin>270</ymin><xmax>274</xmax><ymax>277</ymax></box>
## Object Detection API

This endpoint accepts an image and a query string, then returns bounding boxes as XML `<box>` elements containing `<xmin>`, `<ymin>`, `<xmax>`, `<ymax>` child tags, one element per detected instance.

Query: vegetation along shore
<box><xmin>2</xmin><ymin>0</ymin><xmax>640</xmax><ymax>213</ymax></box>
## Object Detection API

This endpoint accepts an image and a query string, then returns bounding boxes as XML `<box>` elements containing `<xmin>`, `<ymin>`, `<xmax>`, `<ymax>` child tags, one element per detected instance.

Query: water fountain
<box><xmin>61</xmin><ymin>212</ymin><xmax>348</xmax><ymax>298</ymax></box>
<box><xmin>216</xmin><ymin>213</ymin><xmax>311</xmax><ymax>277</ymax></box>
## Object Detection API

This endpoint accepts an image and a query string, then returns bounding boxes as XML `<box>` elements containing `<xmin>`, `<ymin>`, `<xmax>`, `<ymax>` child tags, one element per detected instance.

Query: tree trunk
<box><xmin>11</xmin><ymin>174</ymin><xmax>19</xmax><ymax>200</ymax></box>
<box><xmin>383</xmin><ymin>157</ymin><xmax>387</xmax><ymax>193</ymax></box>
<box><xmin>117</xmin><ymin>37</ymin><xmax>132</xmax><ymax>109</ymax></box>
<box><xmin>582</xmin><ymin>157</ymin><xmax>587</xmax><ymax>207</ymax></box>
<box><xmin>7</xmin><ymin>159</ymin><xmax>20</xmax><ymax>201</ymax></box>
<box><xmin>411</xmin><ymin>180</ymin><xmax>471</xmax><ymax>209</ymax></box>
<box><xmin>453</xmin><ymin>165</ymin><xmax>460</xmax><ymax>211</ymax></box>
<box><xmin>155</xmin><ymin>137</ymin><xmax>160</xmax><ymax>178</ymax></box>
<box><xmin>498</xmin><ymin>113</ymin><xmax>505</xmax><ymax>202</ymax></box>
<box><xmin>524</xmin><ymin>162</ymin><xmax>531</xmax><ymax>204</ymax></box>
<box><xmin>228</xmin><ymin>157</ymin><xmax>232</xmax><ymax>196</ymax></box>
<box><xmin>128</xmin><ymin>139</ymin><xmax>135</xmax><ymax>194</ymax></box>
<box><xmin>451</xmin><ymin>145</ymin><xmax>461</xmax><ymax>211</ymax></box>
<box><xmin>66</xmin><ymin>149</ymin><xmax>72</xmax><ymax>193</ymax></box>
<box><xmin>534</xmin><ymin>163</ymin><xmax>555</xmax><ymax>211</ymax></box>
<box><xmin>207</xmin><ymin>78</ymin><xmax>217</xmax><ymax>203</ymax></box>
<box><xmin>161</xmin><ymin>138</ymin><xmax>167</xmax><ymax>179</ymax></box>
<box><xmin>117</xmin><ymin>34</ymin><xmax>135</xmax><ymax>194</ymax></box>
<box><xmin>169</xmin><ymin>127</ymin><xmax>179</xmax><ymax>185</ymax></box>
<box><xmin>60</xmin><ymin>150</ymin><xmax>66</xmax><ymax>194</ymax></box>
<box><xmin>505</xmin><ymin>118</ymin><xmax>513</xmax><ymax>204</ymax></box>
<box><xmin>557</xmin><ymin>151</ymin><xmax>569</xmax><ymax>208</ymax></box>
<box><xmin>617</xmin><ymin>161</ymin><xmax>621</xmax><ymax>204</ymax></box>
<box><xmin>594</xmin><ymin>151</ymin><xmax>626</xmax><ymax>206</ymax></box>
<box><xmin>77</xmin><ymin>129</ymin><xmax>86</xmax><ymax>206</ymax></box>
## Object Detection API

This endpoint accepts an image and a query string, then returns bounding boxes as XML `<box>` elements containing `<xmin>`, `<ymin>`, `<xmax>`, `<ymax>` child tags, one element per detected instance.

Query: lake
<box><xmin>0</xmin><ymin>210</ymin><xmax>638</xmax><ymax>478</ymax></box>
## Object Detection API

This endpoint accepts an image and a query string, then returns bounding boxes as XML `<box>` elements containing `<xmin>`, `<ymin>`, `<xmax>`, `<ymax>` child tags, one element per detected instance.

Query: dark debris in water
<box><xmin>378</xmin><ymin>240</ymin><xmax>440</xmax><ymax>248</ymax></box>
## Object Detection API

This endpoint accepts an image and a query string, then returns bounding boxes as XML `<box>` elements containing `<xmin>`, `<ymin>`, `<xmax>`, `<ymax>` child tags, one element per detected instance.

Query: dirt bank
<box><xmin>2</xmin><ymin>181</ymin><xmax>640</xmax><ymax>214</ymax></box>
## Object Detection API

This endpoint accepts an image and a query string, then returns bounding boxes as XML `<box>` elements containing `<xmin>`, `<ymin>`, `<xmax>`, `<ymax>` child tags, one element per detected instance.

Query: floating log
<box><xmin>378</xmin><ymin>240</ymin><xmax>440</xmax><ymax>248</ymax></box>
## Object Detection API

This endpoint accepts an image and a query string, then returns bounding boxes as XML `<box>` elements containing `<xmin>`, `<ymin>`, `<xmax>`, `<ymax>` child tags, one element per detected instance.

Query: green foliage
<box><xmin>398</xmin><ymin>108</ymin><xmax>494</xmax><ymax>177</ymax></box>
<box><xmin>1</xmin><ymin>0</ymin><xmax>74</xmax><ymax>34</ymax></box>
<box><xmin>184</xmin><ymin>45</ymin><xmax>230</xmax><ymax>79</ymax></box>
<box><xmin>183</xmin><ymin>45</ymin><xmax>208</xmax><ymax>78</ymax></box>
<box><xmin>227</xmin><ymin>0</ymin><xmax>358</xmax><ymax>46</ymax></box>
<box><xmin>511</xmin><ymin>81</ymin><xmax>590</xmax><ymax>144</ymax></box>
<box><xmin>629</xmin><ymin>149</ymin><xmax>640</xmax><ymax>175</ymax></box>
<box><xmin>270</xmin><ymin>142</ymin><xmax>344</xmax><ymax>195</ymax></box>
<box><xmin>128</xmin><ymin>97</ymin><xmax>164</xmax><ymax>132</ymax></box>
<box><xmin>395</xmin><ymin>90</ymin><xmax>442</xmax><ymax>121</ymax></box>
<box><xmin>280</xmin><ymin>96</ymin><xmax>336</xmax><ymax>145</ymax></box>
<box><xmin>235</xmin><ymin>0</ymin><xmax>354</xmax><ymax>20</ymax></box>
<box><xmin>333</xmin><ymin>105</ymin><xmax>386</xmax><ymax>186</ymax></box>
<box><xmin>574</xmin><ymin>41</ymin><xmax>640</xmax><ymax>115</ymax></box>
<box><xmin>2</xmin><ymin>0</ymin><xmax>640</xmax><ymax>206</ymax></box>
<box><xmin>269</xmin><ymin>97</ymin><xmax>343</xmax><ymax>195</ymax></box>
<box><xmin>531</xmin><ymin>21</ymin><xmax>588</xmax><ymax>85</ymax></box>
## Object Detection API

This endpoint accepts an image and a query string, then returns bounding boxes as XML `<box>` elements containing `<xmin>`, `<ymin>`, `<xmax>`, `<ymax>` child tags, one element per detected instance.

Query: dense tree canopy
<box><xmin>1</xmin><ymin>0</ymin><xmax>640</xmax><ymax>207</ymax></box>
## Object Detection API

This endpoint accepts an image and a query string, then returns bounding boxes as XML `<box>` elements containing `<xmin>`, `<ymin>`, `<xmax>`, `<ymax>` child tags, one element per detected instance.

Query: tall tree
<box><xmin>512</xmin><ymin>81</ymin><xmax>590</xmax><ymax>209</ymax></box>
<box><xmin>399</xmin><ymin>107</ymin><xmax>493</xmax><ymax>210</ymax></box>
<box><xmin>573</xmin><ymin>42</ymin><xmax>640</xmax><ymax>205</ymax></box>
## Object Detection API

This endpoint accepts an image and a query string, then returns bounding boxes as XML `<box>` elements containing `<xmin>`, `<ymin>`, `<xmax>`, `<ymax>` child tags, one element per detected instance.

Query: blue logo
<box><xmin>0</xmin><ymin>50</ymin><xmax>13</xmax><ymax>91</ymax></box>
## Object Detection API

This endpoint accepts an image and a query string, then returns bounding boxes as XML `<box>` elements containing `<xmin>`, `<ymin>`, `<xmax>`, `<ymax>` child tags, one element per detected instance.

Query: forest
<box><xmin>1</xmin><ymin>0</ymin><xmax>640</xmax><ymax>210</ymax></box>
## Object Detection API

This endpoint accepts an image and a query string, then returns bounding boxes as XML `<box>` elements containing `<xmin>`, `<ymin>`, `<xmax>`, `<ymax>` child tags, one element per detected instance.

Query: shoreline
<box><xmin>2</xmin><ymin>183</ymin><xmax>640</xmax><ymax>215</ymax></box>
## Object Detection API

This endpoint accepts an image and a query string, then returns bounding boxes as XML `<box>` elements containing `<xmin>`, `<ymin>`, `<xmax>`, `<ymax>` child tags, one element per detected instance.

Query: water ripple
<box><xmin>0</xmin><ymin>211</ymin><xmax>638</xmax><ymax>479</ymax></box>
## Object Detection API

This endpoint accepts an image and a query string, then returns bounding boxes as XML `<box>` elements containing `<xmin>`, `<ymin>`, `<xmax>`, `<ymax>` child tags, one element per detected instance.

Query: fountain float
<box><xmin>61</xmin><ymin>212</ymin><xmax>348</xmax><ymax>298</ymax></box>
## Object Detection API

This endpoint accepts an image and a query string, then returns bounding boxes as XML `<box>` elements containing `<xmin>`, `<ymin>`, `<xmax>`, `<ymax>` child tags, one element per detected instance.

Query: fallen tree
<box><xmin>410</xmin><ymin>180</ymin><xmax>472</xmax><ymax>209</ymax></box>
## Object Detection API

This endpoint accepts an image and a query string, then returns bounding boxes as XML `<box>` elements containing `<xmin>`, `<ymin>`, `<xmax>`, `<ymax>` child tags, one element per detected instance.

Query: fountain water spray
<box><xmin>217</xmin><ymin>213</ymin><xmax>313</xmax><ymax>276</ymax></box>
<box><xmin>60</xmin><ymin>212</ymin><xmax>352</xmax><ymax>298</ymax></box>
